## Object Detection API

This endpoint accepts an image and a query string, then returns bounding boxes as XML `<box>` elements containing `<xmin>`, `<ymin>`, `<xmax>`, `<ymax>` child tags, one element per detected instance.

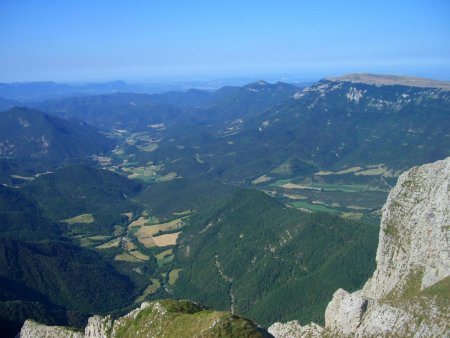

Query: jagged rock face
<box><xmin>19</xmin><ymin>320</ymin><xmax>83</xmax><ymax>338</ymax></box>
<box><xmin>324</xmin><ymin>289</ymin><xmax>367</xmax><ymax>334</ymax></box>
<box><xmin>270</xmin><ymin>157</ymin><xmax>450</xmax><ymax>337</ymax></box>
<box><xmin>84</xmin><ymin>315</ymin><xmax>112</xmax><ymax>338</ymax></box>
<box><xmin>323</xmin><ymin>157</ymin><xmax>450</xmax><ymax>337</ymax></box>
<box><xmin>363</xmin><ymin>157</ymin><xmax>450</xmax><ymax>299</ymax></box>
<box><xmin>268</xmin><ymin>321</ymin><xmax>323</xmax><ymax>338</ymax></box>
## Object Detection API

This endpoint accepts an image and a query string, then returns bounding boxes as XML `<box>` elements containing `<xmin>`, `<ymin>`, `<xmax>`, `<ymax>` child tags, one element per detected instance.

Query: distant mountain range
<box><xmin>0</xmin><ymin>79</ymin><xmax>312</xmax><ymax>102</ymax></box>
<box><xmin>200</xmin><ymin>76</ymin><xmax>450</xmax><ymax>181</ymax></box>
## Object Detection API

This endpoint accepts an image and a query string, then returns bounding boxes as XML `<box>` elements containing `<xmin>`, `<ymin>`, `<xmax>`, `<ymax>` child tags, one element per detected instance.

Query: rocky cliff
<box><xmin>270</xmin><ymin>157</ymin><xmax>450</xmax><ymax>337</ymax></box>
<box><xmin>18</xmin><ymin>299</ymin><xmax>267</xmax><ymax>338</ymax></box>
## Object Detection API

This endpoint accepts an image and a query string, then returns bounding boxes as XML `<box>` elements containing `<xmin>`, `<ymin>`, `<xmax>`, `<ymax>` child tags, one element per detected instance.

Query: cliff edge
<box><xmin>270</xmin><ymin>157</ymin><xmax>450</xmax><ymax>337</ymax></box>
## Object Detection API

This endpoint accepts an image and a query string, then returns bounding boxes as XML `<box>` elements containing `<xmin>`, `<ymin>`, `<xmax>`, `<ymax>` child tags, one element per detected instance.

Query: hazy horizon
<box><xmin>1</xmin><ymin>1</ymin><xmax>449</xmax><ymax>83</ymax></box>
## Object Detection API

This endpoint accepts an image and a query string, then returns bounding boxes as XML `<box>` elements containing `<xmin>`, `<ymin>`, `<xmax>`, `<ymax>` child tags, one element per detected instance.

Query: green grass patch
<box><xmin>169</xmin><ymin>269</ymin><xmax>183</xmax><ymax>285</ymax></box>
<box><xmin>251</xmin><ymin>175</ymin><xmax>272</xmax><ymax>184</ymax></box>
<box><xmin>156</xmin><ymin>248</ymin><xmax>174</xmax><ymax>266</ymax></box>
<box><xmin>135</xmin><ymin>279</ymin><xmax>161</xmax><ymax>303</ymax></box>
<box><xmin>289</xmin><ymin>201</ymin><xmax>340</xmax><ymax>213</ymax></box>
<box><xmin>95</xmin><ymin>238</ymin><xmax>120</xmax><ymax>249</ymax></box>
<box><xmin>62</xmin><ymin>213</ymin><xmax>94</xmax><ymax>225</ymax></box>
<box><xmin>271</xmin><ymin>161</ymin><xmax>292</xmax><ymax>175</ymax></box>
<box><xmin>173</xmin><ymin>210</ymin><xmax>192</xmax><ymax>216</ymax></box>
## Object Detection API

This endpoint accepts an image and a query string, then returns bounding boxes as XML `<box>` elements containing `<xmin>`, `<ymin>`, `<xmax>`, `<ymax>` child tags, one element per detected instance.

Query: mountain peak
<box><xmin>326</xmin><ymin>73</ymin><xmax>450</xmax><ymax>90</ymax></box>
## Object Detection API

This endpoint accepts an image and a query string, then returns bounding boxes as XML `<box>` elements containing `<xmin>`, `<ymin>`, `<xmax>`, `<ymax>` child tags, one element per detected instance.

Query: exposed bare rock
<box><xmin>84</xmin><ymin>315</ymin><xmax>112</xmax><ymax>338</ymax></box>
<box><xmin>363</xmin><ymin>157</ymin><xmax>450</xmax><ymax>299</ymax></box>
<box><xmin>268</xmin><ymin>320</ymin><xmax>323</xmax><ymax>338</ymax></box>
<box><xmin>19</xmin><ymin>320</ymin><xmax>83</xmax><ymax>338</ymax></box>
<box><xmin>324</xmin><ymin>289</ymin><xmax>367</xmax><ymax>334</ymax></box>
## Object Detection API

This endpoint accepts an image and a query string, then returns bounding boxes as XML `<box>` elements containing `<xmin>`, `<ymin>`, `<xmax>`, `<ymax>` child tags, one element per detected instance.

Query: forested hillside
<box><xmin>173</xmin><ymin>190</ymin><xmax>379</xmax><ymax>326</ymax></box>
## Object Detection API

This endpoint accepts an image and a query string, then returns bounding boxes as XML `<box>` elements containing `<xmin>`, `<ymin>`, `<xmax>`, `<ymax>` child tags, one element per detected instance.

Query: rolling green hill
<box><xmin>22</xmin><ymin>164</ymin><xmax>143</xmax><ymax>235</ymax></box>
<box><xmin>36</xmin><ymin>94</ymin><xmax>184</xmax><ymax>131</ymax></box>
<box><xmin>0</xmin><ymin>107</ymin><xmax>114</xmax><ymax>166</ymax></box>
<box><xmin>193</xmin><ymin>81</ymin><xmax>299</xmax><ymax>122</ymax></box>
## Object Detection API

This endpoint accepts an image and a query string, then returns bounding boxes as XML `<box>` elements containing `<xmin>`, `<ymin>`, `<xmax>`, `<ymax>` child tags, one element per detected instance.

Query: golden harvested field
<box><xmin>153</xmin><ymin>232</ymin><xmax>181</xmax><ymax>247</ymax></box>
<box><xmin>96</xmin><ymin>238</ymin><xmax>120</xmax><ymax>249</ymax></box>
<box><xmin>124</xmin><ymin>241</ymin><xmax>137</xmax><ymax>251</ymax></box>
<box><xmin>129</xmin><ymin>250</ymin><xmax>150</xmax><ymax>261</ymax></box>
<box><xmin>283</xmin><ymin>193</ymin><xmax>307</xmax><ymax>200</ymax></box>
<box><xmin>128</xmin><ymin>216</ymin><xmax>149</xmax><ymax>228</ymax></box>
<box><xmin>354</xmin><ymin>167</ymin><xmax>398</xmax><ymax>177</ymax></box>
<box><xmin>136</xmin><ymin>219</ymin><xmax>183</xmax><ymax>237</ymax></box>
<box><xmin>315</xmin><ymin>166</ymin><xmax>362</xmax><ymax>176</ymax></box>
<box><xmin>281</xmin><ymin>183</ymin><xmax>311</xmax><ymax>190</ymax></box>
<box><xmin>62</xmin><ymin>213</ymin><xmax>94</xmax><ymax>224</ymax></box>
<box><xmin>135</xmin><ymin>218</ymin><xmax>183</xmax><ymax>248</ymax></box>
<box><xmin>251</xmin><ymin>175</ymin><xmax>272</xmax><ymax>184</ymax></box>
<box><xmin>314</xmin><ymin>164</ymin><xmax>399</xmax><ymax>178</ymax></box>
<box><xmin>137</xmin><ymin>236</ymin><xmax>156</xmax><ymax>248</ymax></box>
<box><xmin>114</xmin><ymin>252</ymin><xmax>141</xmax><ymax>262</ymax></box>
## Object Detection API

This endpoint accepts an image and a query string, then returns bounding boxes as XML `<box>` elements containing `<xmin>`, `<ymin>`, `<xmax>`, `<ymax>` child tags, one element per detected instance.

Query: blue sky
<box><xmin>1</xmin><ymin>0</ymin><xmax>449</xmax><ymax>82</ymax></box>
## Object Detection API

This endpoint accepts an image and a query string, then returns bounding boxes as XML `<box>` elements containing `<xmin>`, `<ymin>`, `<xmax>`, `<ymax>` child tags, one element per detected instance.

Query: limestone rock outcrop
<box><xmin>19</xmin><ymin>320</ymin><xmax>83</xmax><ymax>338</ymax></box>
<box><xmin>268</xmin><ymin>321</ymin><xmax>323</xmax><ymax>338</ymax></box>
<box><xmin>363</xmin><ymin>156</ymin><xmax>450</xmax><ymax>299</ymax></box>
<box><xmin>270</xmin><ymin>157</ymin><xmax>450</xmax><ymax>337</ymax></box>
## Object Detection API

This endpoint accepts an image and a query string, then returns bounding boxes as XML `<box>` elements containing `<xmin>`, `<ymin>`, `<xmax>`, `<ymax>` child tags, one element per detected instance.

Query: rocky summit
<box><xmin>270</xmin><ymin>157</ymin><xmax>450</xmax><ymax>337</ymax></box>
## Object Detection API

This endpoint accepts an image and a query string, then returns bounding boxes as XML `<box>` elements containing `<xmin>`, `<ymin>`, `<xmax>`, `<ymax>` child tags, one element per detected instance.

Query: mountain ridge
<box><xmin>326</xmin><ymin>73</ymin><xmax>450</xmax><ymax>90</ymax></box>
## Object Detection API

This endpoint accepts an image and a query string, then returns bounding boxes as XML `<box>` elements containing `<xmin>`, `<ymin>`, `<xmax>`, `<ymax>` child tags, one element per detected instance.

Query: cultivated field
<box><xmin>153</xmin><ymin>232</ymin><xmax>181</xmax><ymax>247</ymax></box>
<box><xmin>135</xmin><ymin>278</ymin><xmax>161</xmax><ymax>303</ymax></box>
<box><xmin>62</xmin><ymin>213</ymin><xmax>94</xmax><ymax>224</ymax></box>
<box><xmin>169</xmin><ymin>269</ymin><xmax>183</xmax><ymax>285</ymax></box>
<box><xmin>134</xmin><ymin>218</ymin><xmax>183</xmax><ymax>248</ymax></box>
<box><xmin>96</xmin><ymin>238</ymin><xmax>120</xmax><ymax>249</ymax></box>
